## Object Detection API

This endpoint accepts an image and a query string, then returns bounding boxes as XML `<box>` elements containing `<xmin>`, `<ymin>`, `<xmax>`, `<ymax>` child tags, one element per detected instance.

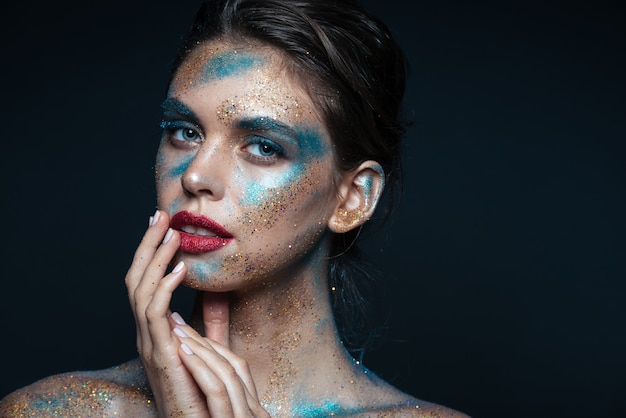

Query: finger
<box><xmin>178</xmin><ymin>338</ymin><xmax>252</xmax><ymax>417</ymax></box>
<box><xmin>144</xmin><ymin>259</ymin><xmax>187</xmax><ymax>347</ymax></box>
<box><xmin>133</xmin><ymin>227</ymin><xmax>180</xmax><ymax>306</ymax></box>
<box><xmin>171</xmin><ymin>322</ymin><xmax>260</xmax><ymax>403</ymax></box>
<box><xmin>125</xmin><ymin>210</ymin><xmax>170</xmax><ymax>303</ymax></box>
<box><xmin>203</xmin><ymin>338</ymin><xmax>260</xmax><ymax>402</ymax></box>
<box><xmin>126</xmin><ymin>210</ymin><xmax>170</xmax><ymax>352</ymax></box>
<box><xmin>133</xmin><ymin>228</ymin><xmax>181</xmax><ymax>352</ymax></box>
<box><xmin>203</xmin><ymin>291</ymin><xmax>230</xmax><ymax>348</ymax></box>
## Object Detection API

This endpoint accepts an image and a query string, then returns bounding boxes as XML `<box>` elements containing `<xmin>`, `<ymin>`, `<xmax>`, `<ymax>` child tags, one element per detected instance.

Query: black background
<box><xmin>1</xmin><ymin>1</ymin><xmax>625</xmax><ymax>417</ymax></box>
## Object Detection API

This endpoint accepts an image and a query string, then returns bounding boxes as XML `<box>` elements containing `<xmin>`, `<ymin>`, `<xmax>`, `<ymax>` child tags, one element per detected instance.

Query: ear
<box><xmin>328</xmin><ymin>161</ymin><xmax>385</xmax><ymax>234</ymax></box>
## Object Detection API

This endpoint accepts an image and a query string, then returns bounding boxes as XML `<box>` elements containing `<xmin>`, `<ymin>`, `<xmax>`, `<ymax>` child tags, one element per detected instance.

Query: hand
<box><xmin>170</xmin><ymin>295</ymin><xmax>269</xmax><ymax>417</ymax></box>
<box><xmin>126</xmin><ymin>210</ymin><xmax>269</xmax><ymax>417</ymax></box>
<box><xmin>126</xmin><ymin>210</ymin><xmax>208</xmax><ymax>417</ymax></box>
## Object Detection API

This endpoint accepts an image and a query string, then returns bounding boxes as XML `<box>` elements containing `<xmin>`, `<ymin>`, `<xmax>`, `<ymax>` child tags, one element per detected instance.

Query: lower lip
<box><xmin>179</xmin><ymin>232</ymin><xmax>232</xmax><ymax>253</ymax></box>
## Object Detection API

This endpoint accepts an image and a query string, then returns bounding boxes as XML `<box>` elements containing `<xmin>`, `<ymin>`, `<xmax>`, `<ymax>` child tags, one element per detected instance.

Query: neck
<box><xmin>188</xmin><ymin>261</ymin><xmax>357</xmax><ymax>405</ymax></box>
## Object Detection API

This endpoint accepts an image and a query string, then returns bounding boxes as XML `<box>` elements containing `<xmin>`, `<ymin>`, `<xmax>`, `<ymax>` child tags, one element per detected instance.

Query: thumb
<box><xmin>202</xmin><ymin>291</ymin><xmax>230</xmax><ymax>348</ymax></box>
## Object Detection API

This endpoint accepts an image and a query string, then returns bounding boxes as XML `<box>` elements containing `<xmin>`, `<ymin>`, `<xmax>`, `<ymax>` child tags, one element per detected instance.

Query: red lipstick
<box><xmin>170</xmin><ymin>211</ymin><xmax>233</xmax><ymax>253</ymax></box>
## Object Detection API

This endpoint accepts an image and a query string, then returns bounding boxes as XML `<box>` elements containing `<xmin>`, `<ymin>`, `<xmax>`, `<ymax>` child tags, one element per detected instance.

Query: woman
<box><xmin>1</xmin><ymin>0</ymin><xmax>468</xmax><ymax>416</ymax></box>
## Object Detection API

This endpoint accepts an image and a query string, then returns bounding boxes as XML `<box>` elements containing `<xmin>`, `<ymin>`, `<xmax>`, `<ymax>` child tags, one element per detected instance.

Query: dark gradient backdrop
<box><xmin>1</xmin><ymin>1</ymin><xmax>624</xmax><ymax>417</ymax></box>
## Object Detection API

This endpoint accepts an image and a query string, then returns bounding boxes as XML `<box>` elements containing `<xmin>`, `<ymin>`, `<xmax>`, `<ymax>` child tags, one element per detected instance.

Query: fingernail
<box><xmin>162</xmin><ymin>228</ymin><xmax>173</xmax><ymax>243</ymax></box>
<box><xmin>149</xmin><ymin>210</ymin><xmax>160</xmax><ymax>227</ymax></box>
<box><xmin>173</xmin><ymin>326</ymin><xmax>188</xmax><ymax>338</ymax></box>
<box><xmin>181</xmin><ymin>343</ymin><xmax>194</xmax><ymax>355</ymax></box>
<box><xmin>171</xmin><ymin>312</ymin><xmax>186</xmax><ymax>325</ymax></box>
<box><xmin>172</xmin><ymin>261</ymin><xmax>185</xmax><ymax>274</ymax></box>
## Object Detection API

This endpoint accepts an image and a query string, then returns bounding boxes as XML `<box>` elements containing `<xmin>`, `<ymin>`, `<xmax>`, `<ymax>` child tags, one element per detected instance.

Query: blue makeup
<box><xmin>238</xmin><ymin>118</ymin><xmax>327</xmax><ymax>159</ymax></box>
<box><xmin>357</xmin><ymin>175</ymin><xmax>374</xmax><ymax>203</ymax></box>
<box><xmin>201</xmin><ymin>51</ymin><xmax>262</xmax><ymax>82</ymax></box>
<box><xmin>238</xmin><ymin>118</ymin><xmax>297</xmax><ymax>143</ymax></box>
<box><xmin>295</xmin><ymin>126</ymin><xmax>327</xmax><ymax>158</ymax></box>
<box><xmin>161</xmin><ymin>98</ymin><xmax>200</xmax><ymax>122</ymax></box>
<box><xmin>166</xmin><ymin>154</ymin><xmax>193</xmax><ymax>180</ymax></box>
<box><xmin>188</xmin><ymin>260</ymin><xmax>219</xmax><ymax>282</ymax></box>
<box><xmin>292</xmin><ymin>400</ymin><xmax>343</xmax><ymax>417</ymax></box>
<box><xmin>241</xmin><ymin>181</ymin><xmax>266</xmax><ymax>206</ymax></box>
<box><xmin>236</xmin><ymin>120</ymin><xmax>329</xmax><ymax>208</ymax></box>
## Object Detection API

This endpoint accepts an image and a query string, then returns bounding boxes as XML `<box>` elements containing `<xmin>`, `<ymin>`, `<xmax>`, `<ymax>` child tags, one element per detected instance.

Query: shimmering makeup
<box><xmin>4</xmin><ymin>366</ymin><xmax>154</xmax><ymax>416</ymax></box>
<box><xmin>291</xmin><ymin>400</ymin><xmax>345</xmax><ymax>417</ymax></box>
<box><xmin>187</xmin><ymin>260</ymin><xmax>219</xmax><ymax>286</ymax></box>
<box><xmin>163</xmin><ymin>154</ymin><xmax>193</xmax><ymax>181</ymax></box>
<box><xmin>236</xmin><ymin>123</ymin><xmax>328</xmax><ymax>208</ymax></box>
<box><xmin>161</xmin><ymin>97</ymin><xmax>199</xmax><ymax>121</ymax></box>
<box><xmin>217</xmin><ymin>92</ymin><xmax>302</xmax><ymax>124</ymax></box>
<box><xmin>201</xmin><ymin>51</ymin><xmax>262</xmax><ymax>82</ymax></box>
<box><xmin>157</xmin><ymin>43</ymin><xmax>337</xmax><ymax>292</ymax></box>
<box><xmin>169</xmin><ymin>48</ymin><xmax>266</xmax><ymax>93</ymax></box>
<box><xmin>158</xmin><ymin>99</ymin><xmax>200</xmax><ymax>181</ymax></box>
<box><xmin>357</xmin><ymin>164</ymin><xmax>385</xmax><ymax>205</ymax></box>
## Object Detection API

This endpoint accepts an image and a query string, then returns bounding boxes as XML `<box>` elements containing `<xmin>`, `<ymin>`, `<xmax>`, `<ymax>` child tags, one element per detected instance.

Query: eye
<box><xmin>245</xmin><ymin>137</ymin><xmax>284</xmax><ymax>160</ymax></box>
<box><xmin>173</xmin><ymin>128</ymin><xmax>201</xmax><ymax>142</ymax></box>
<box><xmin>249</xmin><ymin>142</ymin><xmax>277</xmax><ymax>157</ymax></box>
<box><xmin>160</xmin><ymin>120</ymin><xmax>203</xmax><ymax>146</ymax></box>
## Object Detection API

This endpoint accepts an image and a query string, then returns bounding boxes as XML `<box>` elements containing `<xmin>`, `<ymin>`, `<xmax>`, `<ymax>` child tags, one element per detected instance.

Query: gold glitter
<box><xmin>0</xmin><ymin>369</ymin><xmax>155</xmax><ymax>417</ymax></box>
<box><xmin>215</xmin><ymin>67</ymin><xmax>303</xmax><ymax>125</ymax></box>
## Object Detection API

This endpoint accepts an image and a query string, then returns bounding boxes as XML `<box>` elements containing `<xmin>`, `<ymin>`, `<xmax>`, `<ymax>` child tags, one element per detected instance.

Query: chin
<box><xmin>181</xmin><ymin>274</ymin><xmax>235</xmax><ymax>291</ymax></box>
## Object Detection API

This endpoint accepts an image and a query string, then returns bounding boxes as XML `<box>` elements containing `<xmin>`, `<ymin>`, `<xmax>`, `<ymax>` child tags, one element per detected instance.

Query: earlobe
<box><xmin>328</xmin><ymin>161</ymin><xmax>385</xmax><ymax>233</ymax></box>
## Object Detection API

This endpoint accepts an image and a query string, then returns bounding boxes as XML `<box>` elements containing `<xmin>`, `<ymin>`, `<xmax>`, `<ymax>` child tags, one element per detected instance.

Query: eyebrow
<box><xmin>237</xmin><ymin>117</ymin><xmax>299</xmax><ymax>143</ymax></box>
<box><xmin>161</xmin><ymin>98</ymin><xmax>200</xmax><ymax>123</ymax></box>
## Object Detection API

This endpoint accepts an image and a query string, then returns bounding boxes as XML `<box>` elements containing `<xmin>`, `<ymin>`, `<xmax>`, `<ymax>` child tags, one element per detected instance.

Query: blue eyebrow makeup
<box><xmin>238</xmin><ymin>117</ymin><xmax>298</xmax><ymax>143</ymax></box>
<box><xmin>294</xmin><ymin>126</ymin><xmax>327</xmax><ymax>158</ymax></box>
<box><xmin>238</xmin><ymin>117</ymin><xmax>328</xmax><ymax>159</ymax></box>
<box><xmin>161</xmin><ymin>98</ymin><xmax>200</xmax><ymax>123</ymax></box>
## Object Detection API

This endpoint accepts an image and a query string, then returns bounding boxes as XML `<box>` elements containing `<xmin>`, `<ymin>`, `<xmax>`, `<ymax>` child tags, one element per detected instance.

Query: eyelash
<box><xmin>160</xmin><ymin>120</ymin><xmax>286</xmax><ymax>163</ymax></box>
<box><xmin>244</xmin><ymin>136</ymin><xmax>285</xmax><ymax>163</ymax></box>
<box><xmin>160</xmin><ymin>120</ymin><xmax>202</xmax><ymax>147</ymax></box>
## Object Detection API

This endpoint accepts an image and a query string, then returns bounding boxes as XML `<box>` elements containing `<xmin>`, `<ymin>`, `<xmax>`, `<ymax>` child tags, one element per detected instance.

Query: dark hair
<box><xmin>169</xmin><ymin>0</ymin><xmax>408</xmax><ymax>350</ymax></box>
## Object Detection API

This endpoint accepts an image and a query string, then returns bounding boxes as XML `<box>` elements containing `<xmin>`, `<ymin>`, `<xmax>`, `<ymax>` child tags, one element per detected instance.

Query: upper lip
<box><xmin>170</xmin><ymin>211</ymin><xmax>233</xmax><ymax>238</ymax></box>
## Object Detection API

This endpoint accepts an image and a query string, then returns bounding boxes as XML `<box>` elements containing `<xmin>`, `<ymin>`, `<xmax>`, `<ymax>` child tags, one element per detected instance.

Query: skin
<box><xmin>0</xmin><ymin>40</ymin><xmax>470</xmax><ymax>417</ymax></box>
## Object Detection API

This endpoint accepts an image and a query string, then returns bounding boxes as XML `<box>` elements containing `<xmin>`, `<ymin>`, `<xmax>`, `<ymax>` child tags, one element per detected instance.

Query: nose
<box><xmin>180</xmin><ymin>143</ymin><xmax>226</xmax><ymax>200</ymax></box>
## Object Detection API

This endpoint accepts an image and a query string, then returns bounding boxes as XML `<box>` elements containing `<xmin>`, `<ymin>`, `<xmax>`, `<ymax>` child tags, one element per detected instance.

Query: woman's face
<box><xmin>156</xmin><ymin>41</ymin><xmax>340</xmax><ymax>291</ymax></box>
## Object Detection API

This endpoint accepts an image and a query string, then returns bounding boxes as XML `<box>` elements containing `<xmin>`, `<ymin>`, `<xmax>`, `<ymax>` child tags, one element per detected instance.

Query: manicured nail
<box><xmin>172</xmin><ymin>261</ymin><xmax>185</xmax><ymax>274</ymax></box>
<box><xmin>181</xmin><ymin>343</ymin><xmax>194</xmax><ymax>355</ymax></box>
<box><xmin>173</xmin><ymin>327</ymin><xmax>188</xmax><ymax>338</ymax></box>
<box><xmin>162</xmin><ymin>228</ymin><xmax>173</xmax><ymax>243</ymax></box>
<box><xmin>171</xmin><ymin>312</ymin><xmax>186</xmax><ymax>325</ymax></box>
<box><xmin>149</xmin><ymin>210</ymin><xmax>160</xmax><ymax>227</ymax></box>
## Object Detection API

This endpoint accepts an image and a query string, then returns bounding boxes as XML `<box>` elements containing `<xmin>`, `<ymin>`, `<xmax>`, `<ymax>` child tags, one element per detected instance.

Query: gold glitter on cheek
<box><xmin>236</xmin><ymin>161</ymin><xmax>327</xmax><ymax>234</ymax></box>
<box><xmin>218</xmin><ymin>159</ymin><xmax>331</xmax><ymax>285</ymax></box>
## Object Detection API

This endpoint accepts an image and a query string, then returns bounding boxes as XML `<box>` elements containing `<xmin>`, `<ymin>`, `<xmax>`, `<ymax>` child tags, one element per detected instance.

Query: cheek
<box><xmin>155</xmin><ymin>147</ymin><xmax>192</xmax><ymax>213</ymax></box>
<box><xmin>155</xmin><ymin>147</ymin><xmax>193</xmax><ymax>183</ymax></box>
<box><xmin>236</xmin><ymin>160</ymin><xmax>333</xmax><ymax>233</ymax></box>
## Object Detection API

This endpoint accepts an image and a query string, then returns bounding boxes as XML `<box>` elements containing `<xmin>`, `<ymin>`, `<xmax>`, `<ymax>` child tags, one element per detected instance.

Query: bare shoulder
<box><xmin>365</xmin><ymin>397</ymin><xmax>470</xmax><ymax>417</ymax></box>
<box><xmin>347</xmin><ymin>392</ymin><xmax>470</xmax><ymax>418</ymax></box>
<box><xmin>347</xmin><ymin>371</ymin><xmax>471</xmax><ymax>418</ymax></box>
<box><xmin>0</xmin><ymin>358</ymin><xmax>157</xmax><ymax>417</ymax></box>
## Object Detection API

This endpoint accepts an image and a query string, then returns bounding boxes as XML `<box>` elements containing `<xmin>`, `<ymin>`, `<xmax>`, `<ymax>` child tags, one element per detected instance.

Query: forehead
<box><xmin>171</xmin><ymin>41</ymin><xmax>266</xmax><ymax>88</ymax></box>
<box><xmin>169</xmin><ymin>41</ymin><xmax>320</xmax><ymax>121</ymax></box>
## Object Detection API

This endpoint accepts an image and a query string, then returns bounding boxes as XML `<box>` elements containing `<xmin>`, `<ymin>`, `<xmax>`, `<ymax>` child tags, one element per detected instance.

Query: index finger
<box><xmin>125</xmin><ymin>209</ymin><xmax>170</xmax><ymax>297</ymax></box>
